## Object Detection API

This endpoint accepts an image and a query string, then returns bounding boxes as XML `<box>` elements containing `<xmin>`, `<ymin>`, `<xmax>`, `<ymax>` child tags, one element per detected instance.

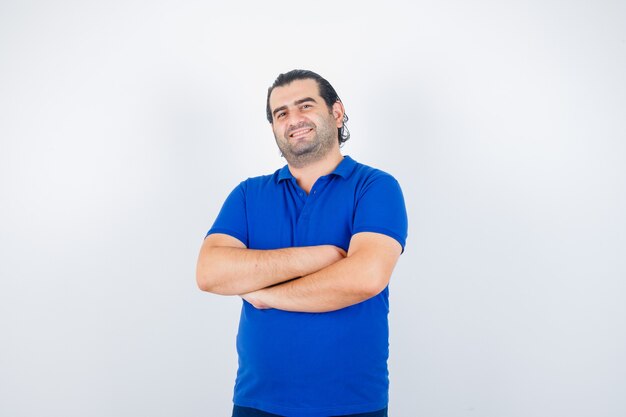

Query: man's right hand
<box><xmin>323</xmin><ymin>244</ymin><xmax>347</xmax><ymax>264</ymax></box>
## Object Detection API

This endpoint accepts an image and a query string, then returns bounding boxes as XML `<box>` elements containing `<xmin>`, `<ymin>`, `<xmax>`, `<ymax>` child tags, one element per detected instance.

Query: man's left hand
<box><xmin>240</xmin><ymin>290</ymin><xmax>271</xmax><ymax>309</ymax></box>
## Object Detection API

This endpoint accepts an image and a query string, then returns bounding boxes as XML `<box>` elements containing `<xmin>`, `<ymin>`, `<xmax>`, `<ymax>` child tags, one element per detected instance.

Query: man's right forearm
<box><xmin>196</xmin><ymin>244</ymin><xmax>345</xmax><ymax>296</ymax></box>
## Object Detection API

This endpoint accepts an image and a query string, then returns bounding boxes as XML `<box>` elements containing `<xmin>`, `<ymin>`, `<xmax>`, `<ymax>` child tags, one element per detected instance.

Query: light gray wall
<box><xmin>1</xmin><ymin>1</ymin><xmax>625</xmax><ymax>416</ymax></box>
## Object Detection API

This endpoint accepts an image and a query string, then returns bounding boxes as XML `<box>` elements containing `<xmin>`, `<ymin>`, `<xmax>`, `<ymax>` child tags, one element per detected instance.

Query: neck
<box><xmin>287</xmin><ymin>149</ymin><xmax>344</xmax><ymax>194</ymax></box>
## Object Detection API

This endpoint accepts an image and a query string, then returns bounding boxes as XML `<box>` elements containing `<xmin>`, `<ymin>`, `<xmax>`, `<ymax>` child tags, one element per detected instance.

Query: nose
<box><xmin>286</xmin><ymin>110</ymin><xmax>308</xmax><ymax>130</ymax></box>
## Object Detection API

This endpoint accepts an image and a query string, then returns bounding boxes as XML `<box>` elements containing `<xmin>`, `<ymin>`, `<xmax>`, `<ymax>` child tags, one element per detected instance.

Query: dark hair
<box><xmin>266</xmin><ymin>69</ymin><xmax>350</xmax><ymax>146</ymax></box>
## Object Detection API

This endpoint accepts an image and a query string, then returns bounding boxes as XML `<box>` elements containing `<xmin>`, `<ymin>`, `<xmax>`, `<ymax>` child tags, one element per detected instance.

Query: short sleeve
<box><xmin>205</xmin><ymin>181</ymin><xmax>249</xmax><ymax>247</ymax></box>
<box><xmin>352</xmin><ymin>173</ymin><xmax>408</xmax><ymax>252</ymax></box>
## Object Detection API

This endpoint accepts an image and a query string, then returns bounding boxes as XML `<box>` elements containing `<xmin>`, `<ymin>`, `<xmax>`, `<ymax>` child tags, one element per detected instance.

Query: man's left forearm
<box><xmin>242</xmin><ymin>243</ymin><xmax>399</xmax><ymax>313</ymax></box>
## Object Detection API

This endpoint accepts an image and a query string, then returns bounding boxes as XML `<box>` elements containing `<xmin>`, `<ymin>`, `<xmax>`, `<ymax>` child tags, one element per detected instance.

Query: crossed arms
<box><xmin>195</xmin><ymin>232</ymin><xmax>402</xmax><ymax>313</ymax></box>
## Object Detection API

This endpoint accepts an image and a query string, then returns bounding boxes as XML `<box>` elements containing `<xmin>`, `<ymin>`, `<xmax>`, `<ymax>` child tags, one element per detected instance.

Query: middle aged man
<box><xmin>196</xmin><ymin>69</ymin><xmax>408</xmax><ymax>417</ymax></box>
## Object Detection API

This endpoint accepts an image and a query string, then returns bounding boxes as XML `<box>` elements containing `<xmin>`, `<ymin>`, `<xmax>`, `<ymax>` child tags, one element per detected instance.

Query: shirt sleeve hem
<box><xmin>205</xmin><ymin>228</ymin><xmax>248</xmax><ymax>247</ymax></box>
<box><xmin>351</xmin><ymin>226</ymin><xmax>406</xmax><ymax>254</ymax></box>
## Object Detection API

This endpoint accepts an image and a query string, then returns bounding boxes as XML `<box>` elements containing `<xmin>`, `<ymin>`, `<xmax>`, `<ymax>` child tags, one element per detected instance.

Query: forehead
<box><xmin>269</xmin><ymin>78</ymin><xmax>322</xmax><ymax>110</ymax></box>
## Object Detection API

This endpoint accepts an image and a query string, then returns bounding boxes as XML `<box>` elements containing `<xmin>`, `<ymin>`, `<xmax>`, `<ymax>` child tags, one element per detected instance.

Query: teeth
<box><xmin>290</xmin><ymin>128</ymin><xmax>312</xmax><ymax>137</ymax></box>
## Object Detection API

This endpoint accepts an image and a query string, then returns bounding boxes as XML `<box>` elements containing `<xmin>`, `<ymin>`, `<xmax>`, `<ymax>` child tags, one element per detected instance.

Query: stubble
<box><xmin>274</xmin><ymin>115</ymin><xmax>337</xmax><ymax>169</ymax></box>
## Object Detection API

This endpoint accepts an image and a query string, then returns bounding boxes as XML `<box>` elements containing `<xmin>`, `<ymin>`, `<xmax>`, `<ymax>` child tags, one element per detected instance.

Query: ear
<box><xmin>331</xmin><ymin>101</ymin><xmax>345</xmax><ymax>128</ymax></box>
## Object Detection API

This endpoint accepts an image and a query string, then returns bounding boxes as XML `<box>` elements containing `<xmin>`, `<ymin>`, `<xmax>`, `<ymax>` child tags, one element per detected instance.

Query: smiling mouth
<box><xmin>289</xmin><ymin>128</ymin><xmax>314</xmax><ymax>138</ymax></box>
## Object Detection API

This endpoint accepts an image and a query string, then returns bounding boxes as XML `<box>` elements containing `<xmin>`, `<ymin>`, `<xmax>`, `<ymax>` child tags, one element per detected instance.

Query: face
<box><xmin>269</xmin><ymin>78</ymin><xmax>343</xmax><ymax>168</ymax></box>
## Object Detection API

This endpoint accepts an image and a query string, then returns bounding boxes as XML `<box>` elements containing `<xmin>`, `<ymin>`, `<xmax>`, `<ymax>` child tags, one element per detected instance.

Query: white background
<box><xmin>1</xmin><ymin>1</ymin><xmax>625</xmax><ymax>416</ymax></box>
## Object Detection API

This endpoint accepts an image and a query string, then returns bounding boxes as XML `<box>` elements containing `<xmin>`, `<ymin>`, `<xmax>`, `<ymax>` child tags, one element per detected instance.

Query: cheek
<box><xmin>272</xmin><ymin>125</ymin><xmax>284</xmax><ymax>139</ymax></box>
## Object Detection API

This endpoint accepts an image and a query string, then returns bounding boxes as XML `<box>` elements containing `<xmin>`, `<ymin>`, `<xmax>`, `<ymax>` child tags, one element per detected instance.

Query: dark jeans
<box><xmin>232</xmin><ymin>405</ymin><xmax>388</xmax><ymax>417</ymax></box>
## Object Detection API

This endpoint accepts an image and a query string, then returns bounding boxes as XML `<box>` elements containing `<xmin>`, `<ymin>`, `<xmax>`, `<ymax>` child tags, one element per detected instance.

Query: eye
<box><xmin>276</xmin><ymin>112</ymin><xmax>286</xmax><ymax>119</ymax></box>
<box><xmin>301</xmin><ymin>104</ymin><xmax>312</xmax><ymax>109</ymax></box>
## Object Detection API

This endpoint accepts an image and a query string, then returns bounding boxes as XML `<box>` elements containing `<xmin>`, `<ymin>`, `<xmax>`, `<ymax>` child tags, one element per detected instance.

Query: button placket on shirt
<box><xmin>300</xmin><ymin>193</ymin><xmax>311</xmax><ymax>217</ymax></box>
<box><xmin>292</xmin><ymin>175</ymin><xmax>336</xmax><ymax>247</ymax></box>
<box><xmin>296</xmin><ymin>178</ymin><xmax>323</xmax><ymax>222</ymax></box>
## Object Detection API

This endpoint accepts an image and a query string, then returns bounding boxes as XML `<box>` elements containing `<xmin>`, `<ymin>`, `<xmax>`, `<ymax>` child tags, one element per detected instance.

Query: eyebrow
<box><xmin>272</xmin><ymin>97</ymin><xmax>318</xmax><ymax>118</ymax></box>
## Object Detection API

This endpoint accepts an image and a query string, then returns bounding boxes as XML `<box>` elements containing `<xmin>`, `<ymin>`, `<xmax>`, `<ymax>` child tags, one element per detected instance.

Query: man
<box><xmin>196</xmin><ymin>70</ymin><xmax>408</xmax><ymax>417</ymax></box>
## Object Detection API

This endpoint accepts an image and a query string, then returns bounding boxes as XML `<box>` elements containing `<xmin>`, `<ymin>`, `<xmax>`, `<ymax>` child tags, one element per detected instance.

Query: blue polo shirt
<box><xmin>206</xmin><ymin>155</ymin><xmax>408</xmax><ymax>417</ymax></box>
